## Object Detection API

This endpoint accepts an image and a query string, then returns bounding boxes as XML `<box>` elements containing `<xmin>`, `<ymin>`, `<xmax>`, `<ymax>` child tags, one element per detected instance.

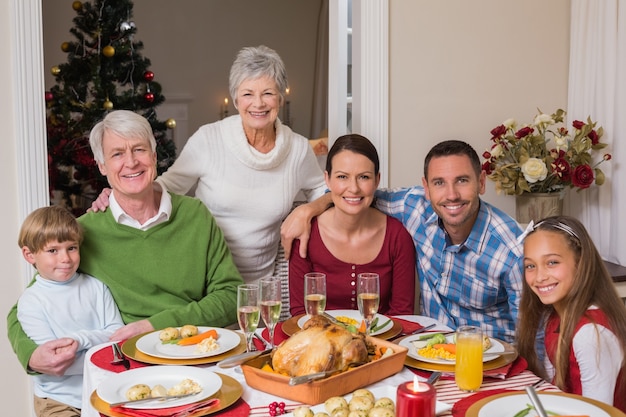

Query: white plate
<box><xmin>136</xmin><ymin>327</ymin><xmax>240</xmax><ymax>359</ymax></box>
<box><xmin>297</xmin><ymin>310</ymin><xmax>393</xmax><ymax>336</ymax></box>
<box><xmin>477</xmin><ymin>393</ymin><xmax>610</xmax><ymax>417</ymax></box>
<box><xmin>282</xmin><ymin>385</ymin><xmax>452</xmax><ymax>416</ymax></box>
<box><xmin>97</xmin><ymin>365</ymin><xmax>222</xmax><ymax>409</ymax></box>
<box><xmin>399</xmin><ymin>334</ymin><xmax>504</xmax><ymax>365</ymax></box>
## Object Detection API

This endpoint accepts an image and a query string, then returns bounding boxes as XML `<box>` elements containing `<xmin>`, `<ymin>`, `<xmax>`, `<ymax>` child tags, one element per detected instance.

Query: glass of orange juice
<box><xmin>455</xmin><ymin>325</ymin><xmax>483</xmax><ymax>392</ymax></box>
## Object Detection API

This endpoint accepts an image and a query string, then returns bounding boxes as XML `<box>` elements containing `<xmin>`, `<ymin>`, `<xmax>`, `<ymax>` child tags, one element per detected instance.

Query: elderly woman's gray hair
<box><xmin>228</xmin><ymin>45</ymin><xmax>288</xmax><ymax>106</ymax></box>
<box><xmin>89</xmin><ymin>110</ymin><xmax>157</xmax><ymax>164</ymax></box>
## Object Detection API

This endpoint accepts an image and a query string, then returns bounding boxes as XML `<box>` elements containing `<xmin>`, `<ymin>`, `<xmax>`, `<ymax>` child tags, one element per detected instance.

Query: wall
<box><xmin>1</xmin><ymin>0</ymin><xmax>33</xmax><ymax>414</ymax></box>
<box><xmin>389</xmin><ymin>0</ymin><xmax>570</xmax><ymax>216</ymax></box>
<box><xmin>42</xmin><ymin>0</ymin><xmax>326</xmax><ymax>145</ymax></box>
<box><xmin>2</xmin><ymin>1</ymin><xmax>571</xmax><ymax>414</ymax></box>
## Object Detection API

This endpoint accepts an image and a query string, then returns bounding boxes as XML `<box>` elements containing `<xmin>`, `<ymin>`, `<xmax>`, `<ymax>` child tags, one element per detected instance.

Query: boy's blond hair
<box><xmin>18</xmin><ymin>206</ymin><xmax>83</xmax><ymax>252</ymax></box>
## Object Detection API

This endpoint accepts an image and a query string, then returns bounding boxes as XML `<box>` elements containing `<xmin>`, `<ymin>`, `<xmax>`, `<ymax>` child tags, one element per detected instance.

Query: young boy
<box><xmin>16</xmin><ymin>205</ymin><xmax>124</xmax><ymax>417</ymax></box>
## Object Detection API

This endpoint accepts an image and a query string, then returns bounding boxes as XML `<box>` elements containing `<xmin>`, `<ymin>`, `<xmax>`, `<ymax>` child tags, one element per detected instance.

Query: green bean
<box><xmin>513</xmin><ymin>405</ymin><xmax>532</xmax><ymax>417</ymax></box>
<box><xmin>369</xmin><ymin>317</ymin><xmax>379</xmax><ymax>331</ymax></box>
<box><xmin>371</xmin><ymin>318</ymin><xmax>391</xmax><ymax>333</ymax></box>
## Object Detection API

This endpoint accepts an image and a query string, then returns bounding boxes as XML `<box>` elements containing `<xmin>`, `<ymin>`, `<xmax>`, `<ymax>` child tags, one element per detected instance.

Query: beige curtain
<box><xmin>567</xmin><ymin>0</ymin><xmax>626</xmax><ymax>265</ymax></box>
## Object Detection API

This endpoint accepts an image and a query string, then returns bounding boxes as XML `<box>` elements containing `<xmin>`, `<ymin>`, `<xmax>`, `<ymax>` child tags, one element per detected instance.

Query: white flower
<box><xmin>490</xmin><ymin>143</ymin><xmax>504</xmax><ymax>158</ymax></box>
<box><xmin>503</xmin><ymin>118</ymin><xmax>516</xmax><ymax>129</ymax></box>
<box><xmin>521</xmin><ymin>158</ymin><xmax>548</xmax><ymax>183</ymax></box>
<box><xmin>534</xmin><ymin>113</ymin><xmax>554</xmax><ymax>126</ymax></box>
<box><xmin>553</xmin><ymin>135</ymin><xmax>569</xmax><ymax>152</ymax></box>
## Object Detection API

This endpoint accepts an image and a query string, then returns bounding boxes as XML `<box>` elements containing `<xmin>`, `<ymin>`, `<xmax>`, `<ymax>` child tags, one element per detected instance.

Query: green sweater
<box><xmin>7</xmin><ymin>193</ymin><xmax>243</xmax><ymax>371</ymax></box>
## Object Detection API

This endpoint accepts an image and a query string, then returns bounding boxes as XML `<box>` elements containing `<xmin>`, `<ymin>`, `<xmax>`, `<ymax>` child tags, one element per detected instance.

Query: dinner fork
<box><xmin>111</xmin><ymin>343</ymin><xmax>130</xmax><ymax>370</ymax></box>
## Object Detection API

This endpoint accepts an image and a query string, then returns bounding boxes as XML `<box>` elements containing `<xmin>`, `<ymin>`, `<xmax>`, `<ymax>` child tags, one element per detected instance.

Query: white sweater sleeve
<box><xmin>573</xmin><ymin>323</ymin><xmax>622</xmax><ymax>406</ymax></box>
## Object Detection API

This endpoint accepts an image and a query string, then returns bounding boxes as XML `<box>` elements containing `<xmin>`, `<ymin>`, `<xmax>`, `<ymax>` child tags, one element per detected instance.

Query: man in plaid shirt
<box><xmin>282</xmin><ymin>140</ymin><xmax>523</xmax><ymax>343</ymax></box>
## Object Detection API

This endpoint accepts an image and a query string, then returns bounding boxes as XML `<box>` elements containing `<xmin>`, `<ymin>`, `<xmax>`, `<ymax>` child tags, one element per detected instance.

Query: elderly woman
<box><xmin>93</xmin><ymin>45</ymin><xmax>326</xmax><ymax>283</ymax></box>
<box><xmin>8</xmin><ymin>110</ymin><xmax>244</xmax><ymax>376</ymax></box>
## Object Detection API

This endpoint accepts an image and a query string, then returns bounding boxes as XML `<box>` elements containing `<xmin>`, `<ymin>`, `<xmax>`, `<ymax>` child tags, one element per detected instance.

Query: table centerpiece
<box><xmin>481</xmin><ymin>108</ymin><xmax>611</xmax><ymax>223</ymax></box>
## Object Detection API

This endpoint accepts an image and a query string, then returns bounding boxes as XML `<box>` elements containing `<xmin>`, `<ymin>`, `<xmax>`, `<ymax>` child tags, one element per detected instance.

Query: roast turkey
<box><xmin>272</xmin><ymin>315</ymin><xmax>370</xmax><ymax>377</ymax></box>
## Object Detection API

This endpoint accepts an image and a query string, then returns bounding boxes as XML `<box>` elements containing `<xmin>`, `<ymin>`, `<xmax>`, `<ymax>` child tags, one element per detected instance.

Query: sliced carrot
<box><xmin>177</xmin><ymin>329</ymin><xmax>218</xmax><ymax>346</ymax></box>
<box><xmin>433</xmin><ymin>343</ymin><xmax>456</xmax><ymax>354</ymax></box>
<box><xmin>358</xmin><ymin>320</ymin><xmax>367</xmax><ymax>333</ymax></box>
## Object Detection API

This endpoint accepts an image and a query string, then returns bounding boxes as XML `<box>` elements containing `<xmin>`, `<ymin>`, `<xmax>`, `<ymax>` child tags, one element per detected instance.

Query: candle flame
<box><xmin>224</xmin><ymin>98</ymin><xmax>228</xmax><ymax>106</ymax></box>
<box><xmin>285</xmin><ymin>88</ymin><xmax>290</xmax><ymax>95</ymax></box>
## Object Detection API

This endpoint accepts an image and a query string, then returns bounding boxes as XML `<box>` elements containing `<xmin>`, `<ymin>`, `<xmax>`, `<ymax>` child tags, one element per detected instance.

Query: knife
<box><xmin>410</xmin><ymin>323</ymin><xmax>437</xmax><ymax>335</ymax></box>
<box><xmin>216</xmin><ymin>348</ymin><xmax>272</xmax><ymax>368</ymax></box>
<box><xmin>109</xmin><ymin>392</ymin><xmax>199</xmax><ymax>407</ymax></box>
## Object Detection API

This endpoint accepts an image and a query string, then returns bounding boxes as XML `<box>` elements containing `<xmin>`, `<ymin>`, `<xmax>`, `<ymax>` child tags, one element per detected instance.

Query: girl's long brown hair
<box><xmin>517</xmin><ymin>215</ymin><xmax>626</xmax><ymax>396</ymax></box>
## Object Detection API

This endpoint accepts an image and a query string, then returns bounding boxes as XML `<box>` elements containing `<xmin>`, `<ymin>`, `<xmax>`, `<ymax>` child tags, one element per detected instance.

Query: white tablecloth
<box><xmin>80</xmin><ymin>315</ymin><xmax>556</xmax><ymax>417</ymax></box>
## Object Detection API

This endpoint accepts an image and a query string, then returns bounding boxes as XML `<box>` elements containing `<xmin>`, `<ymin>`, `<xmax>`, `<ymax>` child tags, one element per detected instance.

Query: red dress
<box><xmin>289</xmin><ymin>216</ymin><xmax>416</xmax><ymax>316</ymax></box>
<box><xmin>545</xmin><ymin>308</ymin><xmax>625</xmax><ymax>411</ymax></box>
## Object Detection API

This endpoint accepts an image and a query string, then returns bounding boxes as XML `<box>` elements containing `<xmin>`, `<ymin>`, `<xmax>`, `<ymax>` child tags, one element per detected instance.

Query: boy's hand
<box><xmin>110</xmin><ymin>320</ymin><xmax>154</xmax><ymax>341</ymax></box>
<box><xmin>29</xmin><ymin>338</ymin><xmax>78</xmax><ymax>376</ymax></box>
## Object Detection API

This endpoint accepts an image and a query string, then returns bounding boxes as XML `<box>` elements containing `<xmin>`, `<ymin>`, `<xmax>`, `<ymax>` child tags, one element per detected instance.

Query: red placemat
<box><xmin>392</xmin><ymin>317</ymin><xmax>424</xmax><ymax>334</ymax></box>
<box><xmin>451</xmin><ymin>389</ymin><xmax>513</xmax><ymax>417</ymax></box>
<box><xmin>102</xmin><ymin>398</ymin><xmax>251</xmax><ymax>417</ymax></box>
<box><xmin>261</xmin><ymin>322</ymin><xmax>289</xmax><ymax>345</ymax></box>
<box><xmin>91</xmin><ymin>342</ymin><xmax>149</xmax><ymax>373</ymax></box>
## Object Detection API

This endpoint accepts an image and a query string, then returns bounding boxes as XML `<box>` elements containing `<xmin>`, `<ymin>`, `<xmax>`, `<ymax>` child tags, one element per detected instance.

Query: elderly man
<box><xmin>7</xmin><ymin>110</ymin><xmax>243</xmax><ymax>376</ymax></box>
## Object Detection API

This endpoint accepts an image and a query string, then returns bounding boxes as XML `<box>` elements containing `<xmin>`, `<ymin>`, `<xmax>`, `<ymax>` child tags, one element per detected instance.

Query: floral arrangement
<box><xmin>482</xmin><ymin>108</ymin><xmax>611</xmax><ymax>195</ymax></box>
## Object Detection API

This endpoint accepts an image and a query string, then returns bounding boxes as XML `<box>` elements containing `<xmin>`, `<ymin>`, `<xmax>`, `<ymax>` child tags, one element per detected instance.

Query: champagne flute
<box><xmin>304</xmin><ymin>272</ymin><xmax>326</xmax><ymax>316</ymax></box>
<box><xmin>259</xmin><ymin>277</ymin><xmax>282</xmax><ymax>348</ymax></box>
<box><xmin>357</xmin><ymin>273</ymin><xmax>380</xmax><ymax>335</ymax></box>
<box><xmin>237</xmin><ymin>284</ymin><xmax>260</xmax><ymax>352</ymax></box>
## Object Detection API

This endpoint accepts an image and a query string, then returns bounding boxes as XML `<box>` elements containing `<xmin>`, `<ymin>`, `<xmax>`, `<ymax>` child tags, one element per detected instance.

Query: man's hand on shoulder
<box><xmin>281</xmin><ymin>194</ymin><xmax>332</xmax><ymax>259</ymax></box>
<box><xmin>87</xmin><ymin>187</ymin><xmax>112</xmax><ymax>213</ymax></box>
<box><xmin>29</xmin><ymin>338</ymin><xmax>78</xmax><ymax>376</ymax></box>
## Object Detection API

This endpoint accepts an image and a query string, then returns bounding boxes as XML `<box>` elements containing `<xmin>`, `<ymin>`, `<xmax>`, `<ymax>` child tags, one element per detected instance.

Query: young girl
<box><xmin>517</xmin><ymin>215</ymin><xmax>626</xmax><ymax>411</ymax></box>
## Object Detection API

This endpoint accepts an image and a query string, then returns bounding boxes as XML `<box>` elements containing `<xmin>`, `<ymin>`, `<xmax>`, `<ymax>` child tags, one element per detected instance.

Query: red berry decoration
<box><xmin>144</xmin><ymin>92</ymin><xmax>155</xmax><ymax>103</ymax></box>
<box><xmin>143</xmin><ymin>70</ymin><xmax>155</xmax><ymax>82</ymax></box>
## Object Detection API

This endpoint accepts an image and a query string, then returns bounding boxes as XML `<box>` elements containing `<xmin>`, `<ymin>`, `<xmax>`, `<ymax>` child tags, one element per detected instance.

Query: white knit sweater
<box><xmin>157</xmin><ymin>115</ymin><xmax>326</xmax><ymax>282</ymax></box>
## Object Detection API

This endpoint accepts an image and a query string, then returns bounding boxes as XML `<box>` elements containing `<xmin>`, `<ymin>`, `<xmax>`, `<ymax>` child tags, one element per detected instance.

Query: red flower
<box><xmin>571</xmin><ymin>164</ymin><xmax>594</xmax><ymax>189</ymax></box>
<box><xmin>515</xmin><ymin>126</ymin><xmax>534</xmax><ymax>139</ymax></box>
<box><xmin>572</xmin><ymin>120</ymin><xmax>585</xmax><ymax>130</ymax></box>
<box><xmin>490</xmin><ymin>125</ymin><xmax>507</xmax><ymax>139</ymax></box>
<box><xmin>588</xmin><ymin>129</ymin><xmax>599</xmax><ymax>145</ymax></box>
<box><xmin>482</xmin><ymin>161</ymin><xmax>494</xmax><ymax>175</ymax></box>
<box><xmin>551</xmin><ymin>157</ymin><xmax>571</xmax><ymax>182</ymax></box>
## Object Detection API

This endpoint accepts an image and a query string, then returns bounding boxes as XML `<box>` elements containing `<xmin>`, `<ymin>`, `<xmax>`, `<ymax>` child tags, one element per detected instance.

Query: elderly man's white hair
<box><xmin>89</xmin><ymin>110</ymin><xmax>156</xmax><ymax>164</ymax></box>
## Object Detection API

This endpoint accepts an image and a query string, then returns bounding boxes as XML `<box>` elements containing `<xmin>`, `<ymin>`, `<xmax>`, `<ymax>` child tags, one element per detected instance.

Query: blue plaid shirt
<box><xmin>376</xmin><ymin>186</ymin><xmax>523</xmax><ymax>342</ymax></box>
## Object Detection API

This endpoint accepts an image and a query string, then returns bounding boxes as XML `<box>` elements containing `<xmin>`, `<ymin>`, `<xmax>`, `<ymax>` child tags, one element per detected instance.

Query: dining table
<box><xmin>80</xmin><ymin>315</ymin><xmax>621</xmax><ymax>417</ymax></box>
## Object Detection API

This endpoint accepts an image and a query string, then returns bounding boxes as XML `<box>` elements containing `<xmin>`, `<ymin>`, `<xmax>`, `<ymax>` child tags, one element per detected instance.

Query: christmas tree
<box><xmin>46</xmin><ymin>0</ymin><xmax>177</xmax><ymax>215</ymax></box>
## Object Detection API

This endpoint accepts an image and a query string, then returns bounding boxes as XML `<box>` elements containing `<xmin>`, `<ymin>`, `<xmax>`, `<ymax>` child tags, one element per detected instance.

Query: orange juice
<box><xmin>455</xmin><ymin>326</ymin><xmax>483</xmax><ymax>391</ymax></box>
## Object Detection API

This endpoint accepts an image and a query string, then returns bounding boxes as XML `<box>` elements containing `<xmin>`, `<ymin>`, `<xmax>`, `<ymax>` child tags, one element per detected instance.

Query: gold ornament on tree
<box><xmin>103</xmin><ymin>99</ymin><xmax>113</xmax><ymax>110</ymax></box>
<box><xmin>165</xmin><ymin>118</ymin><xmax>177</xmax><ymax>129</ymax></box>
<box><xmin>61</xmin><ymin>42</ymin><xmax>70</xmax><ymax>52</ymax></box>
<box><xmin>72</xmin><ymin>1</ymin><xmax>82</xmax><ymax>11</ymax></box>
<box><xmin>51</xmin><ymin>66</ymin><xmax>61</xmax><ymax>76</ymax></box>
<box><xmin>102</xmin><ymin>45</ymin><xmax>115</xmax><ymax>58</ymax></box>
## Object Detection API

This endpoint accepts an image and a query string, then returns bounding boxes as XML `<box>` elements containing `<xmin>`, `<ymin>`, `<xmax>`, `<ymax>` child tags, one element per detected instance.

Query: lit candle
<box><xmin>396</xmin><ymin>376</ymin><xmax>436</xmax><ymax>417</ymax></box>
<box><xmin>283</xmin><ymin>88</ymin><xmax>291</xmax><ymax>126</ymax></box>
<box><xmin>222</xmin><ymin>97</ymin><xmax>229</xmax><ymax>119</ymax></box>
